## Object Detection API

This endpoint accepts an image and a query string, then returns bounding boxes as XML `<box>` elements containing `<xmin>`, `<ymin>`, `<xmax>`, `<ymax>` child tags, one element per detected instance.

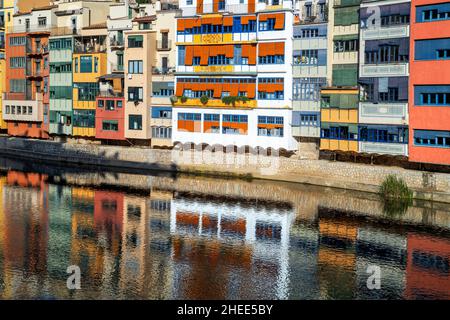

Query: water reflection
<box><xmin>0</xmin><ymin>168</ymin><xmax>449</xmax><ymax>300</ymax></box>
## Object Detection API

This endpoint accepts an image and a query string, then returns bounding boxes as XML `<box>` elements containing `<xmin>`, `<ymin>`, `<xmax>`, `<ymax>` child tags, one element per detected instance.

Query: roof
<box><xmin>132</xmin><ymin>15</ymin><xmax>157</xmax><ymax>23</ymax></box>
<box><xmin>83</xmin><ymin>22</ymin><xmax>108</xmax><ymax>30</ymax></box>
<box><xmin>14</xmin><ymin>4</ymin><xmax>58</xmax><ymax>17</ymax></box>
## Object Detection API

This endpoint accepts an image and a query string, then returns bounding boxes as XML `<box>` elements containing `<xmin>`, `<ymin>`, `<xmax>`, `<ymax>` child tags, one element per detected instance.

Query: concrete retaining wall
<box><xmin>1</xmin><ymin>136</ymin><xmax>450</xmax><ymax>203</ymax></box>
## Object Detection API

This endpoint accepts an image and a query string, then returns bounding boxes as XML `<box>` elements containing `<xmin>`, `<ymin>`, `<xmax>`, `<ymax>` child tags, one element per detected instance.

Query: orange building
<box><xmin>2</xmin><ymin>7</ymin><xmax>54</xmax><ymax>139</ymax></box>
<box><xmin>409</xmin><ymin>0</ymin><xmax>450</xmax><ymax>165</ymax></box>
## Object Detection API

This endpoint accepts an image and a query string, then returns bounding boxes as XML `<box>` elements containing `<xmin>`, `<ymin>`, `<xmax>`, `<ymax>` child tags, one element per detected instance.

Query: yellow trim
<box><xmin>320</xmin><ymin>139</ymin><xmax>359</xmax><ymax>152</ymax></box>
<box><xmin>72</xmin><ymin>127</ymin><xmax>96</xmax><ymax>137</ymax></box>
<box><xmin>176</xmin><ymin>40</ymin><xmax>257</xmax><ymax>46</ymax></box>
<box><xmin>73</xmin><ymin>53</ymin><xmax>107</xmax><ymax>83</ymax></box>
<box><xmin>193</xmin><ymin>33</ymin><xmax>233</xmax><ymax>44</ymax></box>
<box><xmin>174</xmin><ymin>98</ymin><xmax>257</xmax><ymax>109</ymax></box>
<box><xmin>321</xmin><ymin>89</ymin><xmax>359</xmax><ymax>95</ymax></box>
<box><xmin>193</xmin><ymin>65</ymin><xmax>234</xmax><ymax>73</ymax></box>
<box><xmin>321</xmin><ymin>108</ymin><xmax>358</xmax><ymax>124</ymax></box>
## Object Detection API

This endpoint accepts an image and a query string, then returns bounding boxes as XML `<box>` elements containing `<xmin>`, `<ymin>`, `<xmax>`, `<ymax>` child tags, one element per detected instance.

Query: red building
<box><xmin>406</xmin><ymin>233</ymin><xmax>450</xmax><ymax>299</ymax></box>
<box><xmin>409</xmin><ymin>0</ymin><xmax>450</xmax><ymax>165</ymax></box>
<box><xmin>95</xmin><ymin>75</ymin><xmax>125</xmax><ymax>141</ymax></box>
<box><xmin>3</xmin><ymin>27</ymin><xmax>50</xmax><ymax>139</ymax></box>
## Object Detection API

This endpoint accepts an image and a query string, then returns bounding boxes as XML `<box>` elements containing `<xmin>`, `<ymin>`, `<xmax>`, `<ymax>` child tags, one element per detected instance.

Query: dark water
<box><xmin>0</xmin><ymin>156</ymin><xmax>449</xmax><ymax>300</ymax></box>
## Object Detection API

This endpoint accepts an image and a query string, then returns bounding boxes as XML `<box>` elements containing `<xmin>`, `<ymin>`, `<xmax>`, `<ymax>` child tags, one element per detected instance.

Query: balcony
<box><xmin>26</xmin><ymin>44</ymin><xmax>49</xmax><ymax>56</ymax></box>
<box><xmin>110</xmin><ymin>37</ymin><xmax>124</xmax><ymax>50</ymax></box>
<box><xmin>25</xmin><ymin>65</ymin><xmax>44</xmax><ymax>78</ymax></box>
<box><xmin>156</xmin><ymin>40</ymin><xmax>172</xmax><ymax>51</ymax></box>
<box><xmin>2</xmin><ymin>93</ymin><xmax>43</xmax><ymax>122</ymax></box>
<box><xmin>97</xmin><ymin>91</ymin><xmax>124</xmax><ymax>98</ymax></box>
<box><xmin>360</xmin><ymin>62</ymin><xmax>409</xmax><ymax>77</ymax></box>
<box><xmin>10</xmin><ymin>24</ymin><xmax>52</xmax><ymax>34</ymax></box>
<box><xmin>152</xmin><ymin>66</ymin><xmax>176</xmax><ymax>75</ymax></box>
<box><xmin>111</xmin><ymin>64</ymin><xmax>124</xmax><ymax>73</ymax></box>
<box><xmin>292</xmin><ymin>126</ymin><xmax>320</xmax><ymax>138</ymax></box>
<box><xmin>174</xmin><ymin>97</ymin><xmax>257</xmax><ymax>109</ymax></box>
<box><xmin>359</xmin><ymin>141</ymin><xmax>408</xmax><ymax>156</ymax></box>
<box><xmin>361</xmin><ymin>25</ymin><xmax>409</xmax><ymax>41</ymax></box>
<box><xmin>359</xmin><ymin>102</ymin><xmax>408</xmax><ymax>125</ymax></box>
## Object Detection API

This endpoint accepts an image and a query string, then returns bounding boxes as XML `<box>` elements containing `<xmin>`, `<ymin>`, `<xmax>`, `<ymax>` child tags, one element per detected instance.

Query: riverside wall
<box><xmin>1</xmin><ymin>136</ymin><xmax>450</xmax><ymax>203</ymax></box>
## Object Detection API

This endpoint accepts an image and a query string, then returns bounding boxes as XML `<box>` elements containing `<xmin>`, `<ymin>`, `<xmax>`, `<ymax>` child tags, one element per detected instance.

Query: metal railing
<box><xmin>152</xmin><ymin>66</ymin><xmax>176</xmax><ymax>75</ymax></box>
<box><xmin>74</xmin><ymin>43</ymin><xmax>107</xmax><ymax>54</ymax></box>
<box><xmin>97</xmin><ymin>91</ymin><xmax>124</xmax><ymax>98</ymax></box>
<box><xmin>156</xmin><ymin>39</ymin><xmax>172</xmax><ymax>51</ymax></box>
<box><xmin>9</xmin><ymin>24</ymin><xmax>53</xmax><ymax>34</ymax></box>
<box><xmin>110</xmin><ymin>37</ymin><xmax>125</xmax><ymax>47</ymax></box>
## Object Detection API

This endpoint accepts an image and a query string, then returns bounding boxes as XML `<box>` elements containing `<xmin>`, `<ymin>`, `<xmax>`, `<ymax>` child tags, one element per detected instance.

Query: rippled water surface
<box><xmin>0</xmin><ymin>156</ymin><xmax>449</xmax><ymax>299</ymax></box>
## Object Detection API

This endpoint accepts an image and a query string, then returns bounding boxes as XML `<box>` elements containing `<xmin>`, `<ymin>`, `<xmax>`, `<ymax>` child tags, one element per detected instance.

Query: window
<box><xmin>79</xmin><ymin>56</ymin><xmax>92</xmax><ymax>73</ymax></box>
<box><xmin>38</xmin><ymin>17</ymin><xmax>47</xmax><ymax>27</ymax></box>
<box><xmin>218</xmin><ymin>0</ymin><xmax>225</xmax><ymax>10</ymax></box>
<box><xmin>321</xmin><ymin>126</ymin><xmax>358</xmax><ymax>140</ymax></box>
<box><xmin>208</xmin><ymin>55</ymin><xmax>233</xmax><ymax>65</ymax></box>
<box><xmin>293</xmin><ymin>50</ymin><xmax>318</xmax><ymax>65</ymax></box>
<box><xmin>294</xmin><ymin>28</ymin><xmax>319</xmax><ymax>38</ymax></box>
<box><xmin>186</xmin><ymin>0</ymin><xmax>193</xmax><ymax>4</ymax></box>
<box><xmin>10</xmin><ymin>79</ymin><xmax>26</xmax><ymax>93</ymax></box>
<box><xmin>192</xmin><ymin>56</ymin><xmax>201</xmax><ymax>65</ymax></box>
<box><xmin>258</xmin><ymin>91</ymin><xmax>284</xmax><ymax>100</ymax></box>
<box><xmin>74</xmin><ymin>57</ymin><xmax>79</xmax><ymax>73</ymax></box>
<box><xmin>102</xmin><ymin>120</ymin><xmax>119</xmax><ymax>131</ymax></box>
<box><xmin>128</xmin><ymin>60</ymin><xmax>143</xmax><ymax>74</ymax></box>
<box><xmin>360</xmin><ymin>126</ymin><xmax>407</xmax><ymax>143</ymax></box>
<box><xmin>9</xmin><ymin>36</ymin><xmax>26</xmax><ymax>46</ymax></box>
<box><xmin>223</xmin><ymin>114</ymin><xmax>248</xmax><ymax>123</ymax></box>
<box><xmin>128</xmin><ymin>35</ymin><xmax>143</xmax><ymax>48</ymax></box>
<box><xmin>437</xmin><ymin>49</ymin><xmax>450</xmax><ymax>59</ymax></box>
<box><xmin>73</xmin><ymin>109</ymin><xmax>95</xmax><ymax>128</ymax></box>
<box><xmin>152</xmin><ymin>127</ymin><xmax>172</xmax><ymax>139</ymax></box>
<box><xmin>379</xmin><ymin>88</ymin><xmax>399</xmax><ymax>102</ymax></box>
<box><xmin>204</xmin><ymin>114</ymin><xmax>220</xmax><ymax>122</ymax></box>
<box><xmin>259</xmin><ymin>18</ymin><xmax>276</xmax><ymax>31</ymax></box>
<box><xmin>75</xmin><ymin>83</ymin><xmax>99</xmax><ymax>101</ymax></box>
<box><xmin>94</xmin><ymin>57</ymin><xmax>99</xmax><ymax>73</ymax></box>
<box><xmin>418</xmin><ymin>3</ymin><xmax>450</xmax><ymax>23</ymax></box>
<box><xmin>416</xmin><ymin>38</ymin><xmax>450</xmax><ymax>61</ymax></box>
<box><xmin>334</xmin><ymin>39</ymin><xmax>358</xmax><ymax>52</ymax></box>
<box><xmin>178</xmin><ymin>46</ymin><xmax>185</xmax><ymax>65</ymax></box>
<box><xmin>129</xmin><ymin>115</ymin><xmax>142</xmax><ymax>130</ymax></box>
<box><xmin>414</xmin><ymin>130</ymin><xmax>450</xmax><ymax>148</ymax></box>
<box><xmin>258</xmin><ymin>116</ymin><xmax>284</xmax><ymax>137</ymax></box>
<box><xmin>10</xmin><ymin>57</ymin><xmax>26</xmax><ymax>68</ymax></box>
<box><xmin>300</xmin><ymin>114</ymin><xmax>318</xmax><ymax>127</ymax></box>
<box><xmin>293</xmin><ymin>78</ymin><xmax>326</xmax><ymax>101</ymax></box>
<box><xmin>128</xmin><ymin>87</ymin><xmax>143</xmax><ymax>101</ymax></box>
<box><xmin>258</xmin><ymin>55</ymin><xmax>284</xmax><ymax>64</ymax></box>
<box><xmin>98</xmin><ymin>100</ymin><xmax>104</xmax><ymax>108</ymax></box>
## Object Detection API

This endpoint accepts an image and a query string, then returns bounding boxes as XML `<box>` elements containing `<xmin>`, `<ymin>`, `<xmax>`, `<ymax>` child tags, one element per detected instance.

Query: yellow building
<box><xmin>72</xmin><ymin>24</ymin><xmax>108</xmax><ymax>138</ymax></box>
<box><xmin>320</xmin><ymin>88</ymin><xmax>359</xmax><ymax>153</ymax></box>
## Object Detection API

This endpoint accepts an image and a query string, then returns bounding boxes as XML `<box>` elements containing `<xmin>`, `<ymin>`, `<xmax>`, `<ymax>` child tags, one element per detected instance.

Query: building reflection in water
<box><xmin>0</xmin><ymin>170</ymin><xmax>448</xmax><ymax>299</ymax></box>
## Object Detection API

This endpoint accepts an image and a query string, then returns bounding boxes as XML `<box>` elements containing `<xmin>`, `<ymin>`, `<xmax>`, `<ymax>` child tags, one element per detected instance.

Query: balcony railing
<box><xmin>9</xmin><ymin>24</ymin><xmax>53</xmax><ymax>34</ymax></box>
<box><xmin>110</xmin><ymin>37</ymin><xmax>124</xmax><ymax>48</ymax></box>
<box><xmin>74</xmin><ymin>43</ymin><xmax>107</xmax><ymax>54</ymax></box>
<box><xmin>152</xmin><ymin>66</ymin><xmax>176</xmax><ymax>75</ymax></box>
<box><xmin>111</xmin><ymin>64</ymin><xmax>124</xmax><ymax>72</ymax></box>
<box><xmin>26</xmin><ymin>44</ymin><xmax>49</xmax><ymax>55</ymax></box>
<box><xmin>156</xmin><ymin>39</ymin><xmax>172</xmax><ymax>51</ymax></box>
<box><xmin>97</xmin><ymin>91</ymin><xmax>124</xmax><ymax>98</ymax></box>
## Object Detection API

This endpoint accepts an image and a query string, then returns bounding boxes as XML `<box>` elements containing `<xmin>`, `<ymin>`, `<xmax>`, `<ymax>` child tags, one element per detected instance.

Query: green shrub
<box><xmin>170</xmin><ymin>96</ymin><xmax>178</xmax><ymax>105</ymax></box>
<box><xmin>179</xmin><ymin>95</ymin><xmax>188</xmax><ymax>103</ymax></box>
<box><xmin>200</xmin><ymin>95</ymin><xmax>209</xmax><ymax>105</ymax></box>
<box><xmin>379</xmin><ymin>175</ymin><xmax>413</xmax><ymax>216</ymax></box>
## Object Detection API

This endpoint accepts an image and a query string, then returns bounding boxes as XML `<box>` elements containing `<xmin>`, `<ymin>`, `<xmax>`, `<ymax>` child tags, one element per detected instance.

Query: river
<box><xmin>0</xmin><ymin>155</ymin><xmax>448</xmax><ymax>300</ymax></box>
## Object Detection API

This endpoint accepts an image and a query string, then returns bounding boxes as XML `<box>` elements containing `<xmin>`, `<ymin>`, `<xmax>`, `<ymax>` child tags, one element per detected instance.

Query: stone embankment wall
<box><xmin>1</xmin><ymin>136</ymin><xmax>449</xmax><ymax>203</ymax></box>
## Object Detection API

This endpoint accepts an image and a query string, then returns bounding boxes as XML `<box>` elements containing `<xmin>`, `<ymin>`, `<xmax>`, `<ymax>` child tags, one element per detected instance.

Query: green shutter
<box><xmin>332</xmin><ymin>64</ymin><xmax>358</xmax><ymax>87</ymax></box>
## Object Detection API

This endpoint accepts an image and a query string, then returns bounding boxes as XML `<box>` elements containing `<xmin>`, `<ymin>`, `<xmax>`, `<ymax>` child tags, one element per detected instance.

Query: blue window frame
<box><xmin>417</xmin><ymin>3</ymin><xmax>450</xmax><ymax>22</ymax></box>
<box><xmin>218</xmin><ymin>0</ymin><xmax>225</xmax><ymax>10</ymax></box>
<box><xmin>415</xmin><ymin>38</ymin><xmax>450</xmax><ymax>60</ymax></box>
<box><xmin>414</xmin><ymin>130</ymin><xmax>450</xmax><ymax>148</ymax></box>
<box><xmin>300</xmin><ymin>114</ymin><xmax>318</xmax><ymax>127</ymax></box>
<box><xmin>258</xmin><ymin>55</ymin><xmax>284</xmax><ymax>64</ymax></box>
<box><xmin>321</xmin><ymin>127</ymin><xmax>358</xmax><ymax>140</ymax></box>
<box><xmin>258</xmin><ymin>116</ymin><xmax>284</xmax><ymax>124</ymax></box>
<box><xmin>222</xmin><ymin>114</ymin><xmax>248</xmax><ymax>123</ymax></box>
<box><xmin>359</xmin><ymin>126</ymin><xmax>408</xmax><ymax>143</ymax></box>
<box><xmin>415</xmin><ymin>85</ymin><xmax>450</xmax><ymax>106</ymax></box>
<box><xmin>258</xmin><ymin>91</ymin><xmax>284</xmax><ymax>100</ymax></box>
<box><xmin>259</xmin><ymin>18</ymin><xmax>276</xmax><ymax>31</ymax></box>
<box><xmin>178</xmin><ymin>113</ymin><xmax>201</xmax><ymax>121</ymax></box>
<box><xmin>204</xmin><ymin>114</ymin><xmax>220</xmax><ymax>121</ymax></box>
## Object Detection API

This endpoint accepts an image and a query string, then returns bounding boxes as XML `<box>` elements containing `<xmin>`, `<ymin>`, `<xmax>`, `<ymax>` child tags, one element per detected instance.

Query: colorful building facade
<box><xmin>292</xmin><ymin>0</ymin><xmax>329</xmax><ymax>155</ymax></box>
<box><xmin>173</xmin><ymin>0</ymin><xmax>297</xmax><ymax>151</ymax></box>
<box><xmin>409</xmin><ymin>0</ymin><xmax>450</xmax><ymax>165</ymax></box>
<box><xmin>358</xmin><ymin>0</ymin><xmax>410</xmax><ymax>157</ymax></box>
<box><xmin>320</xmin><ymin>0</ymin><xmax>360</xmax><ymax>153</ymax></box>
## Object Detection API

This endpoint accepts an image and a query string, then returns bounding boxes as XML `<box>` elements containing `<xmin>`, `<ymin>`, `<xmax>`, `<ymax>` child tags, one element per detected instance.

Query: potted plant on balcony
<box><xmin>170</xmin><ymin>95</ymin><xmax>178</xmax><ymax>105</ymax></box>
<box><xmin>200</xmin><ymin>95</ymin><xmax>209</xmax><ymax>105</ymax></box>
<box><xmin>179</xmin><ymin>95</ymin><xmax>188</xmax><ymax>103</ymax></box>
